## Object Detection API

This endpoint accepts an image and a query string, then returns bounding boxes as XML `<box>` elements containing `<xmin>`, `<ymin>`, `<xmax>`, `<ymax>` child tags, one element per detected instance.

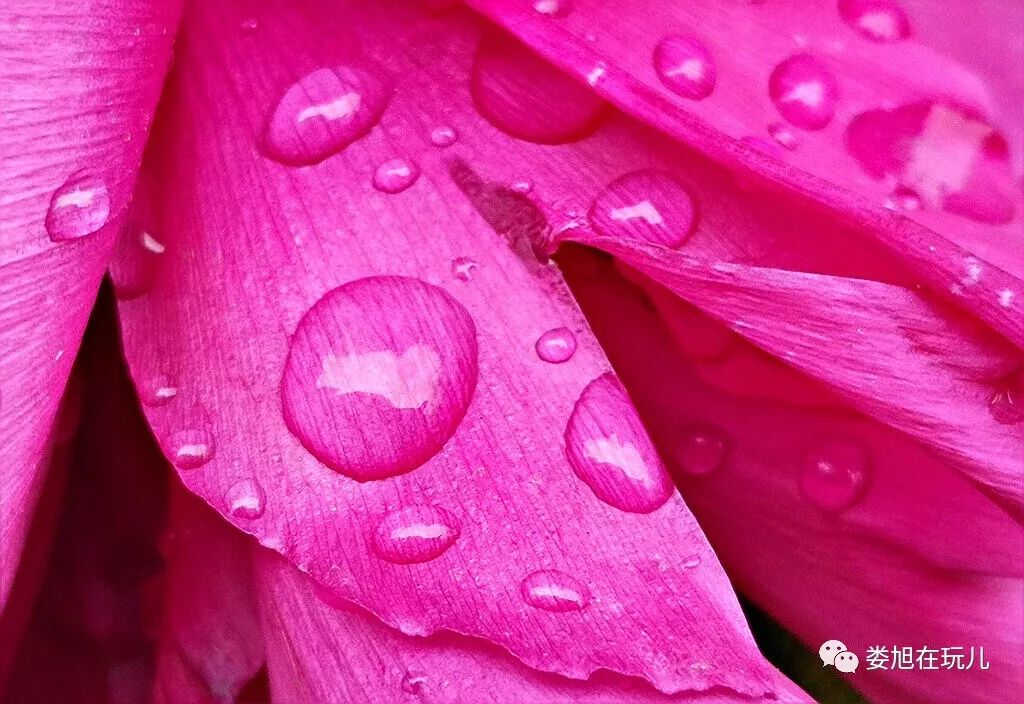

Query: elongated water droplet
<box><xmin>521</xmin><ymin>569</ymin><xmax>590</xmax><ymax>612</ymax></box>
<box><xmin>989</xmin><ymin>373</ymin><xmax>1023</xmax><ymax>424</ymax></box>
<box><xmin>167</xmin><ymin>428</ymin><xmax>215</xmax><ymax>470</ymax></box>
<box><xmin>799</xmin><ymin>438</ymin><xmax>871</xmax><ymax>512</ymax></box>
<box><xmin>109</xmin><ymin>225</ymin><xmax>164</xmax><ymax>300</ymax></box>
<box><xmin>564</xmin><ymin>373</ymin><xmax>673</xmax><ymax>513</ymax></box>
<box><xmin>769</xmin><ymin>54</ymin><xmax>838</xmax><ymax>130</ymax></box>
<box><xmin>838</xmin><ymin>0</ymin><xmax>910</xmax><ymax>42</ymax></box>
<box><xmin>373</xmin><ymin>158</ymin><xmax>419</xmax><ymax>194</ymax></box>
<box><xmin>429</xmin><ymin>125</ymin><xmax>458</xmax><ymax>147</ymax></box>
<box><xmin>533</xmin><ymin>0</ymin><xmax>572</xmax><ymax>17</ymax></box>
<box><xmin>281</xmin><ymin>276</ymin><xmax>478</xmax><ymax>481</ymax></box>
<box><xmin>262</xmin><ymin>66</ymin><xmax>392</xmax><ymax>166</ymax></box>
<box><xmin>535</xmin><ymin>327</ymin><xmax>577</xmax><ymax>364</ymax></box>
<box><xmin>588</xmin><ymin>170</ymin><xmax>697</xmax><ymax>248</ymax></box>
<box><xmin>46</xmin><ymin>172</ymin><xmax>110</xmax><ymax>242</ymax></box>
<box><xmin>373</xmin><ymin>505</ymin><xmax>460</xmax><ymax>564</ymax></box>
<box><xmin>226</xmin><ymin>479</ymin><xmax>266</xmax><ymax>519</ymax></box>
<box><xmin>653</xmin><ymin>35</ymin><xmax>716</xmax><ymax>100</ymax></box>
<box><xmin>674</xmin><ymin>424</ymin><xmax>729</xmax><ymax>477</ymax></box>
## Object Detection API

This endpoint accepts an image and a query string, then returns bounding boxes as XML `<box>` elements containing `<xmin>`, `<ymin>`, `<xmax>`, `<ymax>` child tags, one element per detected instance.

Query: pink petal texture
<box><xmin>560</xmin><ymin>252</ymin><xmax>1024</xmax><ymax>704</ymax></box>
<box><xmin>115</xmin><ymin>0</ymin><xmax>799</xmax><ymax>696</ymax></box>
<box><xmin>465</xmin><ymin>0</ymin><xmax>1024</xmax><ymax>348</ymax></box>
<box><xmin>0</xmin><ymin>0</ymin><xmax>179</xmax><ymax>612</ymax></box>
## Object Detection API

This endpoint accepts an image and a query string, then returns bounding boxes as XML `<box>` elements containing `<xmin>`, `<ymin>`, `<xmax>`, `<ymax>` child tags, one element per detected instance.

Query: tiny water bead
<box><xmin>767</xmin><ymin>122</ymin><xmax>799</xmax><ymax>150</ymax></box>
<box><xmin>535</xmin><ymin>327</ymin><xmax>577</xmax><ymax>364</ymax></box>
<box><xmin>451</xmin><ymin>256</ymin><xmax>478</xmax><ymax>282</ymax></box>
<box><xmin>674</xmin><ymin>424</ymin><xmax>729</xmax><ymax>477</ymax></box>
<box><xmin>167</xmin><ymin>428</ymin><xmax>215</xmax><ymax>470</ymax></box>
<box><xmin>520</xmin><ymin>569</ymin><xmax>590</xmax><ymax>612</ymax></box>
<box><xmin>45</xmin><ymin>172</ymin><xmax>111</xmax><ymax>242</ymax></box>
<box><xmin>372</xmin><ymin>158</ymin><xmax>419</xmax><ymax>194</ymax></box>
<box><xmin>262</xmin><ymin>65</ymin><xmax>392</xmax><ymax>166</ymax></box>
<box><xmin>653</xmin><ymin>35</ymin><xmax>716</xmax><ymax>101</ymax></box>
<box><xmin>372</xmin><ymin>505</ymin><xmax>461</xmax><ymax>564</ymax></box>
<box><xmin>225</xmin><ymin>479</ymin><xmax>266</xmax><ymax>519</ymax></box>
<box><xmin>884</xmin><ymin>185</ymin><xmax>922</xmax><ymax>211</ymax></box>
<box><xmin>564</xmin><ymin>373</ymin><xmax>674</xmax><ymax>513</ymax></box>
<box><xmin>533</xmin><ymin>0</ymin><xmax>572</xmax><ymax>17</ymax></box>
<box><xmin>281</xmin><ymin>276</ymin><xmax>478</xmax><ymax>481</ymax></box>
<box><xmin>768</xmin><ymin>54</ymin><xmax>839</xmax><ymax>130</ymax></box>
<box><xmin>588</xmin><ymin>169</ymin><xmax>698</xmax><ymax>248</ymax></box>
<box><xmin>429</xmin><ymin>125</ymin><xmax>458</xmax><ymax>147</ymax></box>
<box><xmin>798</xmin><ymin>438</ymin><xmax>872</xmax><ymax>513</ymax></box>
<box><xmin>140</xmin><ymin>374</ymin><xmax>178</xmax><ymax>407</ymax></box>
<box><xmin>838</xmin><ymin>0</ymin><xmax>911</xmax><ymax>42</ymax></box>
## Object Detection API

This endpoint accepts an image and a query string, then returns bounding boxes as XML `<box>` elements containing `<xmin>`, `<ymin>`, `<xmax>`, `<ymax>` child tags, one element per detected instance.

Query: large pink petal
<box><xmin>116</xmin><ymin>0</ymin><xmax>794</xmax><ymax>695</ymax></box>
<box><xmin>0</xmin><ymin>0</ymin><xmax>179</xmax><ymax>611</ymax></box>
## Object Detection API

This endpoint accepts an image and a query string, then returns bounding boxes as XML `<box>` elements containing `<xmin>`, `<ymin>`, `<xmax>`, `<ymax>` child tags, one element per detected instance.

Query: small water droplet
<box><xmin>884</xmin><ymin>185</ymin><xmax>922</xmax><ymax>211</ymax></box>
<box><xmin>769</xmin><ymin>54</ymin><xmax>839</xmax><ymax>130</ymax></box>
<box><xmin>226</xmin><ymin>479</ymin><xmax>266</xmax><ymax>519</ymax></box>
<box><xmin>509</xmin><ymin>179</ymin><xmax>534</xmax><ymax>194</ymax></box>
<box><xmin>653</xmin><ymin>35</ymin><xmax>716</xmax><ymax>100</ymax></box>
<box><xmin>262</xmin><ymin>66</ymin><xmax>392</xmax><ymax>166</ymax></box>
<box><xmin>429</xmin><ymin>125</ymin><xmax>458</xmax><ymax>147</ymax></box>
<box><xmin>372</xmin><ymin>505</ymin><xmax>460</xmax><ymax>564</ymax></box>
<box><xmin>588</xmin><ymin>170</ymin><xmax>697</xmax><ymax>248</ymax></box>
<box><xmin>451</xmin><ymin>256</ymin><xmax>478</xmax><ymax>282</ymax></box>
<box><xmin>674</xmin><ymin>424</ymin><xmax>729</xmax><ymax>477</ymax></box>
<box><xmin>46</xmin><ymin>172</ymin><xmax>111</xmax><ymax>242</ymax></box>
<box><xmin>682</xmin><ymin>555</ymin><xmax>702</xmax><ymax>569</ymax></box>
<box><xmin>989</xmin><ymin>374</ymin><xmax>1023</xmax><ymax>424</ymax></box>
<box><xmin>521</xmin><ymin>569</ymin><xmax>590</xmax><ymax>612</ymax></box>
<box><xmin>533</xmin><ymin>0</ymin><xmax>572</xmax><ymax>17</ymax></box>
<box><xmin>799</xmin><ymin>438</ymin><xmax>871</xmax><ymax>512</ymax></box>
<box><xmin>564</xmin><ymin>373</ymin><xmax>674</xmax><ymax>513</ymax></box>
<box><xmin>167</xmin><ymin>428</ymin><xmax>215</xmax><ymax>470</ymax></box>
<box><xmin>838</xmin><ymin>0</ymin><xmax>910</xmax><ymax>42</ymax></box>
<box><xmin>239</xmin><ymin>18</ymin><xmax>259</xmax><ymax>33</ymax></box>
<box><xmin>767</xmin><ymin>122</ymin><xmax>799</xmax><ymax>149</ymax></box>
<box><xmin>372</xmin><ymin>158</ymin><xmax>420</xmax><ymax>194</ymax></box>
<box><xmin>535</xmin><ymin>327</ymin><xmax>577</xmax><ymax>364</ymax></box>
<box><xmin>140</xmin><ymin>375</ymin><xmax>178</xmax><ymax>407</ymax></box>
<box><xmin>401</xmin><ymin>670</ymin><xmax>428</xmax><ymax>694</ymax></box>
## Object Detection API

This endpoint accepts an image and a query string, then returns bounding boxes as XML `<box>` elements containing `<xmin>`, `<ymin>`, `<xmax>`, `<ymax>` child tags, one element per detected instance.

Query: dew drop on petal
<box><xmin>520</xmin><ymin>569</ymin><xmax>590</xmax><ymax>612</ymax></box>
<box><xmin>564</xmin><ymin>373</ymin><xmax>674</xmax><ymax>513</ymax></box>
<box><xmin>372</xmin><ymin>505</ymin><xmax>460</xmax><ymax>564</ymax></box>
<box><xmin>653</xmin><ymin>35</ymin><xmax>716</xmax><ymax>101</ymax></box>
<box><xmin>239</xmin><ymin>18</ymin><xmax>259</xmax><ymax>33</ymax></box>
<box><xmin>372</xmin><ymin>158</ymin><xmax>420</xmax><ymax>194</ymax></box>
<box><xmin>262</xmin><ymin>66</ymin><xmax>392</xmax><ymax>166</ymax></box>
<box><xmin>767</xmin><ymin>122</ymin><xmax>799</xmax><ymax>150</ymax></box>
<box><xmin>838</xmin><ymin>0</ymin><xmax>911</xmax><ymax>42</ymax></box>
<box><xmin>451</xmin><ymin>256</ymin><xmax>478</xmax><ymax>282</ymax></box>
<box><xmin>798</xmin><ymin>438</ymin><xmax>871</xmax><ymax>512</ymax></box>
<box><xmin>109</xmin><ymin>225</ymin><xmax>165</xmax><ymax>300</ymax></box>
<box><xmin>225</xmin><ymin>479</ymin><xmax>266</xmax><ymax>519</ymax></box>
<box><xmin>535</xmin><ymin>327</ymin><xmax>577</xmax><ymax>364</ymax></box>
<box><xmin>674</xmin><ymin>424</ymin><xmax>729</xmax><ymax>477</ymax></box>
<box><xmin>429</xmin><ymin>125</ymin><xmax>458</xmax><ymax>147</ymax></box>
<box><xmin>509</xmin><ymin>179</ymin><xmax>534</xmax><ymax>194</ymax></box>
<box><xmin>989</xmin><ymin>374</ymin><xmax>1023</xmax><ymax>424</ymax></box>
<box><xmin>884</xmin><ymin>185</ymin><xmax>922</xmax><ymax>211</ymax></box>
<box><xmin>167</xmin><ymin>428</ymin><xmax>215</xmax><ymax>470</ymax></box>
<box><xmin>401</xmin><ymin>670</ymin><xmax>428</xmax><ymax>694</ymax></box>
<box><xmin>533</xmin><ymin>0</ymin><xmax>572</xmax><ymax>17</ymax></box>
<box><xmin>588</xmin><ymin>170</ymin><xmax>697</xmax><ymax>248</ymax></box>
<box><xmin>140</xmin><ymin>374</ymin><xmax>178</xmax><ymax>407</ymax></box>
<box><xmin>768</xmin><ymin>54</ymin><xmax>839</xmax><ymax>130</ymax></box>
<box><xmin>45</xmin><ymin>172</ymin><xmax>111</xmax><ymax>242</ymax></box>
<box><xmin>281</xmin><ymin>276</ymin><xmax>478</xmax><ymax>481</ymax></box>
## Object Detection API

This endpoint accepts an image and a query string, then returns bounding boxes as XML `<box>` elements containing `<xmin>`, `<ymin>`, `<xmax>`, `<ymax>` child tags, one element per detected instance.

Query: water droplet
<box><xmin>653</xmin><ymin>35</ymin><xmax>716</xmax><ymax>100</ymax></box>
<box><xmin>226</xmin><ymin>479</ymin><xmax>266</xmax><ymax>519</ymax></box>
<box><xmin>564</xmin><ymin>373</ymin><xmax>674</xmax><ymax>513</ymax></box>
<box><xmin>167</xmin><ymin>429</ymin><xmax>215</xmax><ymax>470</ymax></box>
<box><xmin>262</xmin><ymin>66</ymin><xmax>392</xmax><ymax>166</ymax></box>
<box><xmin>799</xmin><ymin>438</ymin><xmax>871</xmax><ymax>512</ymax></box>
<box><xmin>767</xmin><ymin>122</ymin><xmax>799</xmax><ymax>149</ymax></box>
<box><xmin>45</xmin><ymin>172</ymin><xmax>111</xmax><ymax>242</ymax></box>
<box><xmin>401</xmin><ymin>670</ymin><xmax>428</xmax><ymax>694</ymax></box>
<box><xmin>768</xmin><ymin>54</ymin><xmax>838</xmax><ymax>130</ymax></box>
<box><xmin>509</xmin><ymin>179</ymin><xmax>534</xmax><ymax>194</ymax></box>
<box><xmin>674</xmin><ymin>424</ymin><xmax>729</xmax><ymax>477</ymax></box>
<box><xmin>109</xmin><ymin>225</ymin><xmax>164</xmax><ymax>300</ymax></box>
<box><xmin>372</xmin><ymin>505</ymin><xmax>460</xmax><ymax>564</ymax></box>
<box><xmin>533</xmin><ymin>0</ymin><xmax>572</xmax><ymax>17</ymax></box>
<box><xmin>838</xmin><ymin>0</ymin><xmax>910</xmax><ymax>42</ymax></box>
<box><xmin>588</xmin><ymin>170</ymin><xmax>697</xmax><ymax>248</ymax></box>
<box><xmin>140</xmin><ymin>374</ymin><xmax>178</xmax><ymax>407</ymax></box>
<box><xmin>682</xmin><ymin>555</ymin><xmax>702</xmax><ymax>569</ymax></box>
<box><xmin>471</xmin><ymin>31</ymin><xmax>605</xmax><ymax>144</ymax></box>
<box><xmin>989</xmin><ymin>373</ymin><xmax>1023</xmax><ymax>424</ymax></box>
<box><xmin>451</xmin><ymin>256</ymin><xmax>478</xmax><ymax>282</ymax></box>
<box><xmin>281</xmin><ymin>276</ymin><xmax>478</xmax><ymax>481</ymax></box>
<box><xmin>884</xmin><ymin>185</ymin><xmax>922</xmax><ymax>211</ymax></box>
<box><xmin>372</xmin><ymin>158</ymin><xmax>419</xmax><ymax>194</ymax></box>
<box><xmin>520</xmin><ymin>569</ymin><xmax>590</xmax><ymax>612</ymax></box>
<box><xmin>535</xmin><ymin>327</ymin><xmax>577</xmax><ymax>364</ymax></box>
<box><xmin>239</xmin><ymin>18</ymin><xmax>259</xmax><ymax>33</ymax></box>
<box><xmin>429</xmin><ymin>125</ymin><xmax>458</xmax><ymax>147</ymax></box>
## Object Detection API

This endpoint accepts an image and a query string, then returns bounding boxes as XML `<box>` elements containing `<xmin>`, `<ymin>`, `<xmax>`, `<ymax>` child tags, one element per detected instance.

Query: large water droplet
<box><xmin>674</xmin><ymin>424</ymin><xmax>729</xmax><ymax>477</ymax></box>
<box><xmin>535</xmin><ymin>327</ymin><xmax>577</xmax><ymax>364</ymax></box>
<box><xmin>471</xmin><ymin>31</ymin><xmax>605</xmax><ymax>144</ymax></box>
<box><xmin>799</xmin><ymin>438</ymin><xmax>871</xmax><ymax>512</ymax></box>
<box><xmin>564</xmin><ymin>373</ymin><xmax>674</xmax><ymax>513</ymax></box>
<box><xmin>372</xmin><ymin>158</ymin><xmax>419</xmax><ymax>194</ymax></box>
<box><xmin>588</xmin><ymin>170</ymin><xmax>697</xmax><ymax>248</ymax></box>
<box><xmin>372</xmin><ymin>505</ymin><xmax>460</xmax><ymax>564</ymax></box>
<box><xmin>653</xmin><ymin>35</ymin><xmax>716</xmax><ymax>100</ymax></box>
<box><xmin>768</xmin><ymin>54</ymin><xmax>838</xmax><ymax>130</ymax></box>
<box><xmin>520</xmin><ymin>569</ymin><xmax>590</xmax><ymax>612</ymax></box>
<box><xmin>167</xmin><ymin>429</ymin><xmax>215</xmax><ymax>470</ymax></box>
<box><xmin>262</xmin><ymin>66</ymin><xmax>392</xmax><ymax>166</ymax></box>
<box><xmin>226</xmin><ymin>479</ymin><xmax>266</xmax><ymax>519</ymax></box>
<box><xmin>45</xmin><ymin>172</ymin><xmax>110</xmax><ymax>242</ymax></box>
<box><xmin>838</xmin><ymin>0</ymin><xmax>910</xmax><ymax>42</ymax></box>
<box><xmin>281</xmin><ymin>276</ymin><xmax>478</xmax><ymax>481</ymax></box>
